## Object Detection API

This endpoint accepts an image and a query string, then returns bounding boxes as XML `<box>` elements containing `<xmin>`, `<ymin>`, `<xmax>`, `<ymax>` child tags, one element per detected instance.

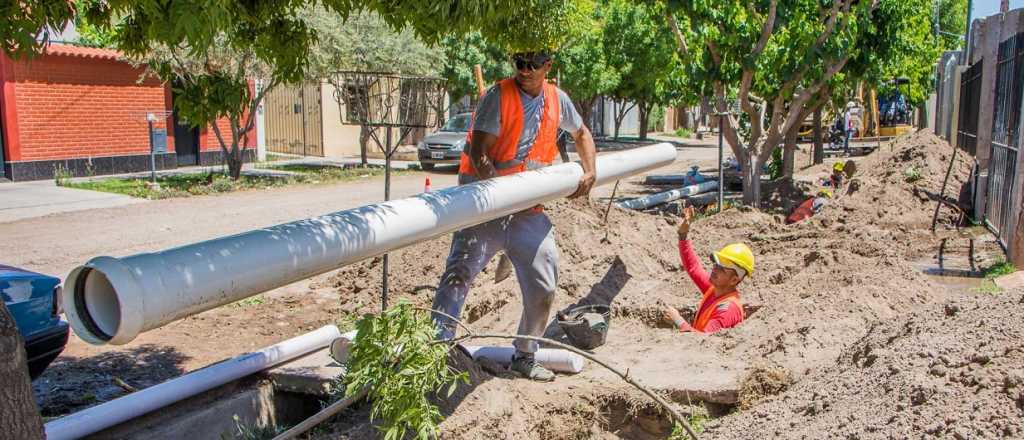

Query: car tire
<box><xmin>421</xmin><ymin>163</ymin><xmax>435</xmax><ymax>171</ymax></box>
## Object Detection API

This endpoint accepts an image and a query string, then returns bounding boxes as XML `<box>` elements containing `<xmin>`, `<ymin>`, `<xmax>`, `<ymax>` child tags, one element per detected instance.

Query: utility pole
<box><xmin>964</xmin><ymin>0</ymin><xmax>973</xmax><ymax>64</ymax></box>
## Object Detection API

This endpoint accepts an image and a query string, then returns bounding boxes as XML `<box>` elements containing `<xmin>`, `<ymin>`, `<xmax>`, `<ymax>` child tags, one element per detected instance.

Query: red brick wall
<box><xmin>201</xmin><ymin>110</ymin><xmax>256</xmax><ymax>152</ymax></box>
<box><xmin>2</xmin><ymin>51</ymin><xmax>256</xmax><ymax>163</ymax></box>
<box><xmin>9</xmin><ymin>54</ymin><xmax>170</xmax><ymax>161</ymax></box>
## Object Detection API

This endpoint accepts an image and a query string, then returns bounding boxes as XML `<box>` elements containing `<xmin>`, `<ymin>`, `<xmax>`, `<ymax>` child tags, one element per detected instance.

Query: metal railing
<box><xmin>956</xmin><ymin>61</ymin><xmax>982</xmax><ymax>156</ymax></box>
<box><xmin>985</xmin><ymin>33</ymin><xmax>1024</xmax><ymax>246</ymax></box>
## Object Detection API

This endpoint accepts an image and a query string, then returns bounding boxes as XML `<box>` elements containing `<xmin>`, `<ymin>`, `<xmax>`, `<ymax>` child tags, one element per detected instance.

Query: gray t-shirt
<box><xmin>472</xmin><ymin>83</ymin><xmax>583</xmax><ymax>161</ymax></box>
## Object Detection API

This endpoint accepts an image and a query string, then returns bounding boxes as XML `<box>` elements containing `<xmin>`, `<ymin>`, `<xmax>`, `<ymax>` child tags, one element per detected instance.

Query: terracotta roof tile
<box><xmin>44</xmin><ymin>44</ymin><xmax>123</xmax><ymax>61</ymax></box>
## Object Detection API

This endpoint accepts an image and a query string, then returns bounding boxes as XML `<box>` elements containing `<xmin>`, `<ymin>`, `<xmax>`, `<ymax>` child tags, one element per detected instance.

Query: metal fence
<box><xmin>264</xmin><ymin>82</ymin><xmax>324</xmax><ymax>157</ymax></box>
<box><xmin>956</xmin><ymin>61</ymin><xmax>983</xmax><ymax>156</ymax></box>
<box><xmin>985</xmin><ymin>33</ymin><xmax>1024</xmax><ymax>246</ymax></box>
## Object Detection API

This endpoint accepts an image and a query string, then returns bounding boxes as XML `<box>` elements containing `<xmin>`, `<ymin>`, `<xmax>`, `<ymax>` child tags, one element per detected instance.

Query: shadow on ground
<box><xmin>33</xmin><ymin>344</ymin><xmax>190</xmax><ymax>417</ymax></box>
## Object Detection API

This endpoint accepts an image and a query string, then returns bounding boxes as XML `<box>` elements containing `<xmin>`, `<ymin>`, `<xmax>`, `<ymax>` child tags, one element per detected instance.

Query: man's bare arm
<box><xmin>569</xmin><ymin>125</ymin><xmax>597</xmax><ymax>198</ymax></box>
<box><xmin>469</xmin><ymin>130</ymin><xmax>498</xmax><ymax>180</ymax></box>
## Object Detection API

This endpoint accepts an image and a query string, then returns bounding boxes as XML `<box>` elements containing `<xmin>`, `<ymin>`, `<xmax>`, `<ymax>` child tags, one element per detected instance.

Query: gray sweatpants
<box><xmin>432</xmin><ymin>211</ymin><xmax>559</xmax><ymax>353</ymax></box>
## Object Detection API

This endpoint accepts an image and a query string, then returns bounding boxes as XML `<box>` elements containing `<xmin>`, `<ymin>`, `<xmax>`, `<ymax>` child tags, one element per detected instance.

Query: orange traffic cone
<box><xmin>424</xmin><ymin>176</ymin><xmax>431</xmax><ymax>193</ymax></box>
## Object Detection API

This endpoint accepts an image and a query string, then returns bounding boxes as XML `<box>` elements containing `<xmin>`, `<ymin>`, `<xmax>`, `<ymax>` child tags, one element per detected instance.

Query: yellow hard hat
<box><xmin>833</xmin><ymin>162</ymin><xmax>845</xmax><ymax>172</ymax></box>
<box><xmin>713</xmin><ymin>243</ymin><xmax>755</xmax><ymax>277</ymax></box>
<box><xmin>818</xmin><ymin>189</ymin><xmax>833</xmax><ymax>198</ymax></box>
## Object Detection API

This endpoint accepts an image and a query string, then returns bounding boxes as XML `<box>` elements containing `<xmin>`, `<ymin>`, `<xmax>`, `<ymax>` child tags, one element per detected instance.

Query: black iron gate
<box><xmin>264</xmin><ymin>82</ymin><xmax>324</xmax><ymax>157</ymax></box>
<box><xmin>957</xmin><ymin>61</ymin><xmax>982</xmax><ymax>156</ymax></box>
<box><xmin>985</xmin><ymin>33</ymin><xmax>1024</xmax><ymax>246</ymax></box>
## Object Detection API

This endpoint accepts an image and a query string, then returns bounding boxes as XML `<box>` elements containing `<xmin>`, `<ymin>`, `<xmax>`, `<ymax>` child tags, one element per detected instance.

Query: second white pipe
<box><xmin>461</xmin><ymin>345</ymin><xmax>585</xmax><ymax>374</ymax></box>
<box><xmin>44</xmin><ymin>325</ymin><xmax>341</xmax><ymax>440</ymax></box>
<box><xmin>617</xmin><ymin>180</ymin><xmax>719</xmax><ymax>210</ymax></box>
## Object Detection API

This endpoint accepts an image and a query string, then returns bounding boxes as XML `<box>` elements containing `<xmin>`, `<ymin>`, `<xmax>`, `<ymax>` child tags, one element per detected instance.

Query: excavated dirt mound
<box><xmin>316</xmin><ymin>131</ymin><xmax>1014</xmax><ymax>438</ymax></box>
<box><xmin>704</xmin><ymin>291</ymin><xmax>1024</xmax><ymax>439</ymax></box>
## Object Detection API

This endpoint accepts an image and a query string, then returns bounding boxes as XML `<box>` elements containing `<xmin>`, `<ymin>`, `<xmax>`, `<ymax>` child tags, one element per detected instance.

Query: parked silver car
<box><xmin>417</xmin><ymin>113</ymin><xmax>471</xmax><ymax>170</ymax></box>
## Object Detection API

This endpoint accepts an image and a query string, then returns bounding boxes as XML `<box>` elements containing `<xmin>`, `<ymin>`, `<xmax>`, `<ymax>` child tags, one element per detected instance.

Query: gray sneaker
<box><xmin>509</xmin><ymin>355</ymin><xmax>555</xmax><ymax>382</ymax></box>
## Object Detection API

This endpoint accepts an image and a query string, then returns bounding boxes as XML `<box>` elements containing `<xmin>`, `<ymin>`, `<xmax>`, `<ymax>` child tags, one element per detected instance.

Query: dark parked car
<box><xmin>1</xmin><ymin>265</ymin><xmax>69</xmax><ymax>379</ymax></box>
<box><xmin>417</xmin><ymin>113</ymin><xmax>472</xmax><ymax>170</ymax></box>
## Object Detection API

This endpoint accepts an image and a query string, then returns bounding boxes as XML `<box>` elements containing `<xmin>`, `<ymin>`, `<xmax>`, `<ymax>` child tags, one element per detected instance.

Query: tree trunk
<box><xmin>359</xmin><ymin>126</ymin><xmax>370</xmax><ymax>166</ymax></box>
<box><xmin>226</xmin><ymin>141</ymin><xmax>244</xmax><ymax>180</ymax></box>
<box><xmin>638</xmin><ymin>102</ymin><xmax>649</xmax><ymax>140</ymax></box>
<box><xmin>578</xmin><ymin>97</ymin><xmax>595</xmax><ymax>131</ymax></box>
<box><xmin>613</xmin><ymin>100</ymin><xmax>633</xmax><ymax>140</ymax></box>
<box><xmin>813</xmin><ymin>108</ymin><xmax>824</xmax><ymax>165</ymax></box>
<box><xmin>0</xmin><ymin>303</ymin><xmax>45</xmax><ymax>440</ymax></box>
<box><xmin>782</xmin><ymin>126</ymin><xmax>798</xmax><ymax>179</ymax></box>
<box><xmin>740</xmin><ymin>151</ymin><xmax>764</xmax><ymax>207</ymax></box>
<box><xmin>917</xmin><ymin>103</ymin><xmax>929</xmax><ymax>130</ymax></box>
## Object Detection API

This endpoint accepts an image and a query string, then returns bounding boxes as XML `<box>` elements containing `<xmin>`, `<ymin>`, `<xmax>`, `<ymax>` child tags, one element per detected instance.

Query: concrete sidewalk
<box><xmin>0</xmin><ymin>180</ymin><xmax>144</xmax><ymax>223</ymax></box>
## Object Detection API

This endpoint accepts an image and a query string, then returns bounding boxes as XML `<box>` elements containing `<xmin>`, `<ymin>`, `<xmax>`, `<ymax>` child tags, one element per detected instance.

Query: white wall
<box><xmin>320</xmin><ymin>82</ymin><xmax>363</xmax><ymax>158</ymax></box>
<box><xmin>601</xmin><ymin>99</ymin><xmax>641</xmax><ymax>137</ymax></box>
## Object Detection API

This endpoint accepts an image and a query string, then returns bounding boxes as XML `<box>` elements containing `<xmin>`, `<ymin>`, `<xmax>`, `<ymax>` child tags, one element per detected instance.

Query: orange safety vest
<box><xmin>692</xmin><ymin>287</ymin><xmax>744</xmax><ymax>332</ymax></box>
<box><xmin>458</xmin><ymin>78</ymin><xmax>561</xmax><ymax>178</ymax></box>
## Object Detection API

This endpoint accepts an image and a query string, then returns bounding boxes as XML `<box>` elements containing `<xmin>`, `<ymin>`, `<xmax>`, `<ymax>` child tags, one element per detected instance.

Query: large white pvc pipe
<box><xmin>617</xmin><ymin>180</ymin><xmax>719</xmax><ymax>210</ymax></box>
<box><xmin>64</xmin><ymin>144</ymin><xmax>677</xmax><ymax>345</ymax></box>
<box><xmin>44</xmin><ymin>325</ymin><xmax>341</xmax><ymax>440</ymax></box>
<box><xmin>461</xmin><ymin>345</ymin><xmax>585</xmax><ymax>374</ymax></box>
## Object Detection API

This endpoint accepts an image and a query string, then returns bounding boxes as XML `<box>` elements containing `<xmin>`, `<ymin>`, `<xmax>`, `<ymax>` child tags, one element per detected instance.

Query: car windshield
<box><xmin>441</xmin><ymin>114</ymin><xmax>472</xmax><ymax>132</ymax></box>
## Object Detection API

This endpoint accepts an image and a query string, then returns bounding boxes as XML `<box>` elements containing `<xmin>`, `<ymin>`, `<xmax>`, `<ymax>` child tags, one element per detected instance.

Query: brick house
<box><xmin>0</xmin><ymin>44</ymin><xmax>256</xmax><ymax>181</ymax></box>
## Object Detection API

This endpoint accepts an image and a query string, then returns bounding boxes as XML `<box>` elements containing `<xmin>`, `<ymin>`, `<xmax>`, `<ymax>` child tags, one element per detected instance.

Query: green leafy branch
<box><xmin>275</xmin><ymin>303</ymin><xmax>700</xmax><ymax>440</ymax></box>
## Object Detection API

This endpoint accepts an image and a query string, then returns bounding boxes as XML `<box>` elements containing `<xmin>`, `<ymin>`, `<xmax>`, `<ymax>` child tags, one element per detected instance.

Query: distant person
<box><xmin>786</xmin><ymin>189</ymin><xmax>833</xmax><ymax>224</ymax></box>
<box><xmin>431</xmin><ymin>50</ymin><xmax>598</xmax><ymax>382</ymax></box>
<box><xmin>823</xmin><ymin>162</ymin><xmax>845</xmax><ymax>189</ymax></box>
<box><xmin>662</xmin><ymin>207</ymin><xmax>752</xmax><ymax>334</ymax></box>
<box><xmin>843</xmin><ymin>107</ymin><xmax>854</xmax><ymax>155</ymax></box>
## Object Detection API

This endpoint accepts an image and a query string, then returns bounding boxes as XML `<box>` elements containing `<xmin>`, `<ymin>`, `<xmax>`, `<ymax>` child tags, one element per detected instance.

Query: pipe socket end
<box><xmin>65</xmin><ymin>257</ymin><xmax>144</xmax><ymax>345</ymax></box>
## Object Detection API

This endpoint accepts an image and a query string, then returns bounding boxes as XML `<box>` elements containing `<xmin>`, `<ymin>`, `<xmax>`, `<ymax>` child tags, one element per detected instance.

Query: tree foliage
<box><xmin>665</xmin><ymin>0</ymin><xmax>943</xmax><ymax>205</ymax></box>
<box><xmin>937</xmin><ymin>0</ymin><xmax>968</xmax><ymax>51</ymax></box>
<box><xmin>306</xmin><ymin>8</ymin><xmax>442</xmax><ymax>78</ymax></box>
<box><xmin>556</xmin><ymin>6</ymin><xmax>620</xmax><ymax>128</ymax></box>
<box><xmin>0</xmin><ymin>0</ymin><xmax>75</xmax><ymax>59</ymax></box>
<box><xmin>344</xmin><ymin>0</ymin><xmax>594</xmax><ymax>53</ymax></box>
<box><xmin>604</xmin><ymin>0</ymin><xmax>683</xmax><ymax>139</ymax></box>
<box><xmin>345</xmin><ymin>303</ymin><xmax>468</xmax><ymax>440</ymax></box>
<box><xmin>440</xmin><ymin>31</ymin><xmax>514</xmax><ymax>102</ymax></box>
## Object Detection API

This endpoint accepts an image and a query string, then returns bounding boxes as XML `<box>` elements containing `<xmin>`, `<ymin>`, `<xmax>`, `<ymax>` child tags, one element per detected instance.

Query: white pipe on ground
<box><xmin>461</xmin><ymin>345</ymin><xmax>585</xmax><ymax>374</ymax></box>
<box><xmin>617</xmin><ymin>180</ymin><xmax>719</xmax><ymax>210</ymax></box>
<box><xmin>44</xmin><ymin>325</ymin><xmax>341</xmax><ymax>440</ymax></box>
<box><xmin>64</xmin><ymin>144</ymin><xmax>677</xmax><ymax>345</ymax></box>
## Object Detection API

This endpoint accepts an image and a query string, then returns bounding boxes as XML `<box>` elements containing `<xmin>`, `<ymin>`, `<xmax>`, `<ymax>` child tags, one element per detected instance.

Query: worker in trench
<box><xmin>431</xmin><ymin>50</ymin><xmax>598</xmax><ymax>381</ymax></box>
<box><xmin>662</xmin><ymin>206</ymin><xmax>753</xmax><ymax>333</ymax></box>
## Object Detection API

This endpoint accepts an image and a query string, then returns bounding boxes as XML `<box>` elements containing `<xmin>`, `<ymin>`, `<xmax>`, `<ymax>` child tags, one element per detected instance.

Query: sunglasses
<box><xmin>709</xmin><ymin>256</ymin><xmax>739</xmax><ymax>277</ymax></box>
<box><xmin>513</xmin><ymin>54</ymin><xmax>550</xmax><ymax>72</ymax></box>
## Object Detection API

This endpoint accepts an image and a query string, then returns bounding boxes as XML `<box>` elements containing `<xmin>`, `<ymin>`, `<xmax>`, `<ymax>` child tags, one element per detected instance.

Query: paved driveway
<box><xmin>0</xmin><ymin>180</ymin><xmax>144</xmax><ymax>224</ymax></box>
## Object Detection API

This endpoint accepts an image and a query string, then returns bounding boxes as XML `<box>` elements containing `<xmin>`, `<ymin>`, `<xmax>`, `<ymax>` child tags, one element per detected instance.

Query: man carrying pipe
<box><xmin>662</xmin><ymin>207</ymin><xmax>753</xmax><ymax>334</ymax></box>
<box><xmin>432</xmin><ymin>50</ymin><xmax>597</xmax><ymax>381</ymax></box>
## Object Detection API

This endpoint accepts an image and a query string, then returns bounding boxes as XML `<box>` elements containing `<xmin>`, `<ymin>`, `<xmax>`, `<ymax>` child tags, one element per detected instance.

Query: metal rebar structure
<box><xmin>328</xmin><ymin>72</ymin><xmax>447</xmax><ymax>311</ymax></box>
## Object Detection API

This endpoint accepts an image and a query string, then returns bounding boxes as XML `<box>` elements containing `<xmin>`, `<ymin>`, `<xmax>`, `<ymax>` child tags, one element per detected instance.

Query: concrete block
<box><xmin>266</xmin><ymin>348</ymin><xmax>344</xmax><ymax>397</ymax></box>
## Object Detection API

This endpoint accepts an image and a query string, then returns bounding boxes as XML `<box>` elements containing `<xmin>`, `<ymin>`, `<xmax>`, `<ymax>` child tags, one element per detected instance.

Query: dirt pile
<box><xmin>317</xmin><ymin>197</ymin><xmax>683</xmax><ymax>324</ymax></box>
<box><xmin>314</xmin><ymin>131</ymin><xmax>1008</xmax><ymax>438</ymax></box>
<box><xmin>705</xmin><ymin>291</ymin><xmax>1024</xmax><ymax>439</ymax></box>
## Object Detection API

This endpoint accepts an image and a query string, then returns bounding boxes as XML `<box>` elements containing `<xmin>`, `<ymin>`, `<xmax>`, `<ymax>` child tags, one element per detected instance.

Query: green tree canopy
<box><xmin>440</xmin><ymin>31</ymin><xmax>514</xmax><ymax>102</ymax></box>
<box><xmin>604</xmin><ymin>0</ymin><xmax>683</xmax><ymax>139</ymax></box>
<box><xmin>306</xmin><ymin>8</ymin><xmax>442</xmax><ymax>77</ymax></box>
<box><xmin>556</xmin><ymin>5</ymin><xmax>620</xmax><ymax>128</ymax></box>
<box><xmin>665</xmin><ymin>0</ymin><xmax>944</xmax><ymax>206</ymax></box>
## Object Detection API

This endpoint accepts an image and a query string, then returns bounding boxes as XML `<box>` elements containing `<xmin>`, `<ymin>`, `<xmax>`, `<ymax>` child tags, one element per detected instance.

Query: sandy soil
<box><xmin>313</xmin><ymin>130</ymin><xmax>1018</xmax><ymax>439</ymax></box>
<box><xmin>20</xmin><ymin>132</ymin><xmax>1023</xmax><ymax>440</ymax></box>
<box><xmin>17</xmin><ymin>140</ymin><xmax>710</xmax><ymax>417</ymax></box>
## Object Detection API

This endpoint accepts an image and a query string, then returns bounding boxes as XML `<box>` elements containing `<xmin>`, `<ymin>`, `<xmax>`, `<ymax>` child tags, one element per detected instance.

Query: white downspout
<box><xmin>64</xmin><ymin>144</ymin><xmax>677</xmax><ymax>345</ymax></box>
<box><xmin>256</xmin><ymin>79</ymin><xmax>267</xmax><ymax>162</ymax></box>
